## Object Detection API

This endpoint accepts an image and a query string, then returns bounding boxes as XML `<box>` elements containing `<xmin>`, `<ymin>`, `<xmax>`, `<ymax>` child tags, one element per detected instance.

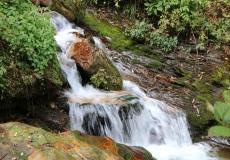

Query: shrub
<box><xmin>207</xmin><ymin>101</ymin><xmax>230</xmax><ymax>137</ymax></box>
<box><xmin>125</xmin><ymin>20</ymin><xmax>178</xmax><ymax>53</ymax></box>
<box><xmin>145</xmin><ymin>0</ymin><xmax>230</xmax><ymax>47</ymax></box>
<box><xmin>0</xmin><ymin>0</ymin><xmax>57</xmax><ymax>75</ymax></box>
<box><xmin>90</xmin><ymin>68</ymin><xmax>109</xmax><ymax>90</ymax></box>
<box><xmin>124</xmin><ymin>20</ymin><xmax>151</xmax><ymax>41</ymax></box>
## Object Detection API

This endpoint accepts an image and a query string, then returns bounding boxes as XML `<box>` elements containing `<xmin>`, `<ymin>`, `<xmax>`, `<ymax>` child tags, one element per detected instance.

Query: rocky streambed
<box><xmin>1</xmin><ymin>0</ymin><xmax>230</xmax><ymax>159</ymax></box>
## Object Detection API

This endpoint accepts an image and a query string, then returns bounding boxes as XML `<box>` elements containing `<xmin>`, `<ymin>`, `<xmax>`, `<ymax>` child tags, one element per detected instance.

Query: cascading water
<box><xmin>51</xmin><ymin>12</ymin><xmax>217</xmax><ymax>160</ymax></box>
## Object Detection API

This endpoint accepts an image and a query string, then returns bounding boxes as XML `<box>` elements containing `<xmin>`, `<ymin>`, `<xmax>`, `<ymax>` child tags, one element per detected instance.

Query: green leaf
<box><xmin>214</xmin><ymin>101</ymin><xmax>230</xmax><ymax>125</ymax></box>
<box><xmin>224</xmin><ymin>109</ymin><xmax>230</xmax><ymax>126</ymax></box>
<box><xmin>208</xmin><ymin>126</ymin><xmax>230</xmax><ymax>137</ymax></box>
<box><xmin>206</xmin><ymin>101</ymin><xmax>214</xmax><ymax>114</ymax></box>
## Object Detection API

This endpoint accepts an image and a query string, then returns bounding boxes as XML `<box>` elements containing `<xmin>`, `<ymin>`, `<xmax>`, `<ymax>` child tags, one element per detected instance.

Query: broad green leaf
<box><xmin>214</xmin><ymin>101</ymin><xmax>230</xmax><ymax>125</ymax></box>
<box><xmin>208</xmin><ymin>126</ymin><xmax>230</xmax><ymax>137</ymax></box>
<box><xmin>224</xmin><ymin>108</ymin><xmax>230</xmax><ymax>126</ymax></box>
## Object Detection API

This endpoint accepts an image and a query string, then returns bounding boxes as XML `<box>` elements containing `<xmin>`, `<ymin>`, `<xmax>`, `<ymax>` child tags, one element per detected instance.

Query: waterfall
<box><xmin>51</xmin><ymin>12</ymin><xmax>217</xmax><ymax>160</ymax></box>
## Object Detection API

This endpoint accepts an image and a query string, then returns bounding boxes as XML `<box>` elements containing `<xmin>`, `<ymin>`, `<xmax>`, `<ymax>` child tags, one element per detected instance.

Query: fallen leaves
<box><xmin>192</xmin><ymin>99</ymin><xmax>200</xmax><ymax>116</ymax></box>
<box><xmin>183</xmin><ymin>89</ymin><xmax>190</xmax><ymax>96</ymax></box>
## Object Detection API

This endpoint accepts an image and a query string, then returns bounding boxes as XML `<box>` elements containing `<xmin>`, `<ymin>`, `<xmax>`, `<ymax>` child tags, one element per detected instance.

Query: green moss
<box><xmin>88</xmin><ymin>47</ymin><xmax>122</xmax><ymax>90</ymax></box>
<box><xmin>131</xmin><ymin>59</ymin><xmax>141</xmax><ymax>65</ymax></box>
<box><xmin>84</xmin><ymin>14</ymin><xmax>132</xmax><ymax>51</ymax></box>
<box><xmin>176</xmin><ymin>68</ymin><xmax>194</xmax><ymax>77</ymax></box>
<box><xmin>211</xmin><ymin>65</ymin><xmax>230</xmax><ymax>87</ymax></box>
<box><xmin>145</xmin><ymin>61</ymin><xmax>164</xmax><ymax>69</ymax></box>
<box><xmin>186</xmin><ymin>104</ymin><xmax>216</xmax><ymax>142</ymax></box>
<box><xmin>117</xmin><ymin>144</ymin><xmax>133</xmax><ymax>160</ymax></box>
<box><xmin>223</xmin><ymin>88</ymin><xmax>230</xmax><ymax>106</ymax></box>
<box><xmin>192</xmin><ymin>81</ymin><xmax>210</xmax><ymax>93</ymax></box>
<box><xmin>83</xmin><ymin>12</ymin><xmax>162</xmax><ymax>62</ymax></box>
<box><xmin>196</xmin><ymin>94</ymin><xmax>214</xmax><ymax>103</ymax></box>
<box><xmin>173</xmin><ymin>77</ymin><xmax>191</xmax><ymax>87</ymax></box>
<box><xmin>117</xmin><ymin>144</ymin><xmax>156</xmax><ymax>160</ymax></box>
<box><xmin>131</xmin><ymin>44</ymin><xmax>161</xmax><ymax>61</ymax></box>
<box><xmin>207</xmin><ymin>62</ymin><xmax>230</xmax><ymax>109</ymax></box>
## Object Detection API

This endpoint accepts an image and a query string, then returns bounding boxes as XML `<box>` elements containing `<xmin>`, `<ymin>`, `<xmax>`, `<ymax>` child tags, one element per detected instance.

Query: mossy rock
<box><xmin>40</xmin><ymin>0</ymin><xmax>86</xmax><ymax>22</ymax></box>
<box><xmin>67</xmin><ymin>41</ymin><xmax>122</xmax><ymax>91</ymax></box>
<box><xmin>192</xmin><ymin>80</ymin><xmax>210</xmax><ymax>94</ymax></box>
<box><xmin>0</xmin><ymin>41</ymin><xmax>65</xmax><ymax>99</ymax></box>
<box><xmin>131</xmin><ymin>44</ymin><xmax>161</xmax><ymax>61</ymax></box>
<box><xmin>131</xmin><ymin>59</ymin><xmax>141</xmax><ymax>65</ymax></box>
<box><xmin>117</xmin><ymin>144</ymin><xmax>156</xmax><ymax>160</ymax></box>
<box><xmin>187</xmin><ymin>107</ymin><xmax>216</xmax><ymax>142</ymax></box>
<box><xmin>84</xmin><ymin>14</ymin><xmax>132</xmax><ymax>52</ymax></box>
<box><xmin>186</xmin><ymin>92</ymin><xmax>216</xmax><ymax>142</ymax></box>
<box><xmin>145</xmin><ymin>61</ymin><xmax>164</xmax><ymax>70</ymax></box>
<box><xmin>88</xmin><ymin>47</ymin><xmax>122</xmax><ymax>91</ymax></box>
<box><xmin>0</xmin><ymin>122</ymin><xmax>154</xmax><ymax>160</ymax></box>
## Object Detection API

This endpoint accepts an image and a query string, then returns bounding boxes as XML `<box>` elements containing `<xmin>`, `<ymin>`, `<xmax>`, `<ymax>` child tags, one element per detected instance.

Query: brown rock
<box><xmin>67</xmin><ymin>36</ymin><xmax>122</xmax><ymax>91</ymax></box>
<box><xmin>68</xmin><ymin>42</ymin><xmax>93</xmax><ymax>70</ymax></box>
<box><xmin>0</xmin><ymin>122</ymin><xmax>155</xmax><ymax>160</ymax></box>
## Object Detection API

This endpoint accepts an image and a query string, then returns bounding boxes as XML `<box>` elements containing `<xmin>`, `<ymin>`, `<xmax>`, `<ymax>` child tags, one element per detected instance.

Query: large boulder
<box><xmin>0</xmin><ymin>122</ymin><xmax>155</xmax><ymax>160</ymax></box>
<box><xmin>0</xmin><ymin>39</ymin><xmax>65</xmax><ymax>115</ymax></box>
<box><xmin>37</xmin><ymin>0</ymin><xmax>86</xmax><ymax>22</ymax></box>
<box><xmin>67</xmin><ymin>40</ymin><xmax>123</xmax><ymax>91</ymax></box>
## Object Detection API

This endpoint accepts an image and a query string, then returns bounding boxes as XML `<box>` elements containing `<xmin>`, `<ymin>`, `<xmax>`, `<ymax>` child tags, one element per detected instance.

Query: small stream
<box><xmin>51</xmin><ymin>12</ymin><xmax>218</xmax><ymax>160</ymax></box>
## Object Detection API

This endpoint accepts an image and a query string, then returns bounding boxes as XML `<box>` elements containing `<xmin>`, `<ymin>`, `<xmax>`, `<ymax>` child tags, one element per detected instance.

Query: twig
<box><xmin>0</xmin><ymin>153</ymin><xmax>7</xmax><ymax>160</ymax></box>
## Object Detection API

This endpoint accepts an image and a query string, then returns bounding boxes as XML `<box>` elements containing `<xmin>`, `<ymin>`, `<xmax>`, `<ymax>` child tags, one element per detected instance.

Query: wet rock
<box><xmin>67</xmin><ymin>41</ymin><xmax>122</xmax><ymax>91</ymax></box>
<box><xmin>29</xmin><ymin>103</ymin><xmax>70</xmax><ymax>132</ymax></box>
<box><xmin>202</xmin><ymin>136</ymin><xmax>230</xmax><ymax>158</ymax></box>
<box><xmin>68</xmin><ymin>41</ymin><xmax>93</xmax><ymax>70</ymax></box>
<box><xmin>79</xmin><ymin>100</ymin><xmax>144</xmax><ymax>137</ymax></box>
<box><xmin>0</xmin><ymin>122</ymin><xmax>155</xmax><ymax>160</ymax></box>
<box><xmin>0</xmin><ymin>94</ymin><xmax>69</xmax><ymax>132</ymax></box>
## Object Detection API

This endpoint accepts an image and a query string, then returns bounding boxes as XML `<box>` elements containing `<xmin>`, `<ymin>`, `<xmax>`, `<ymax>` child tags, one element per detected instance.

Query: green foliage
<box><xmin>125</xmin><ymin>20</ymin><xmax>178</xmax><ymax>53</ymax></box>
<box><xmin>145</xmin><ymin>0</ymin><xmax>230</xmax><ymax>47</ymax></box>
<box><xmin>0</xmin><ymin>0</ymin><xmax>63</xmax><ymax>98</ymax></box>
<box><xmin>123</xmin><ymin>4</ymin><xmax>136</xmax><ymax>19</ymax></box>
<box><xmin>124</xmin><ymin>20</ymin><xmax>151</xmax><ymax>41</ymax></box>
<box><xmin>85</xmin><ymin>0</ymin><xmax>98</xmax><ymax>5</ymax></box>
<box><xmin>210</xmin><ymin>64</ymin><xmax>230</xmax><ymax>108</ymax></box>
<box><xmin>90</xmin><ymin>68</ymin><xmax>109</xmax><ymax>90</ymax></box>
<box><xmin>208</xmin><ymin>126</ymin><xmax>230</xmax><ymax>137</ymax></box>
<box><xmin>149</xmin><ymin>29</ymin><xmax>178</xmax><ymax>53</ymax></box>
<box><xmin>223</xmin><ymin>87</ymin><xmax>230</xmax><ymax>106</ymax></box>
<box><xmin>206</xmin><ymin>101</ymin><xmax>214</xmax><ymax>114</ymax></box>
<box><xmin>0</xmin><ymin>0</ymin><xmax>57</xmax><ymax>75</ymax></box>
<box><xmin>211</xmin><ymin>65</ymin><xmax>230</xmax><ymax>86</ymax></box>
<box><xmin>214</xmin><ymin>101</ymin><xmax>230</xmax><ymax>127</ymax></box>
<box><xmin>206</xmin><ymin>101</ymin><xmax>230</xmax><ymax>137</ymax></box>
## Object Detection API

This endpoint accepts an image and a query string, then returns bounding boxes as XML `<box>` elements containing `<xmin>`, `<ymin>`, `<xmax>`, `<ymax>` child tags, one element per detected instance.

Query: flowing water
<box><xmin>51</xmin><ymin>12</ymin><xmax>218</xmax><ymax>160</ymax></box>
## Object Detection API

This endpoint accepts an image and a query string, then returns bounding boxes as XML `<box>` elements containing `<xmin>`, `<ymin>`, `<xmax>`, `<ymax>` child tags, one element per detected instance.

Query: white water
<box><xmin>51</xmin><ymin>12</ymin><xmax>217</xmax><ymax>160</ymax></box>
